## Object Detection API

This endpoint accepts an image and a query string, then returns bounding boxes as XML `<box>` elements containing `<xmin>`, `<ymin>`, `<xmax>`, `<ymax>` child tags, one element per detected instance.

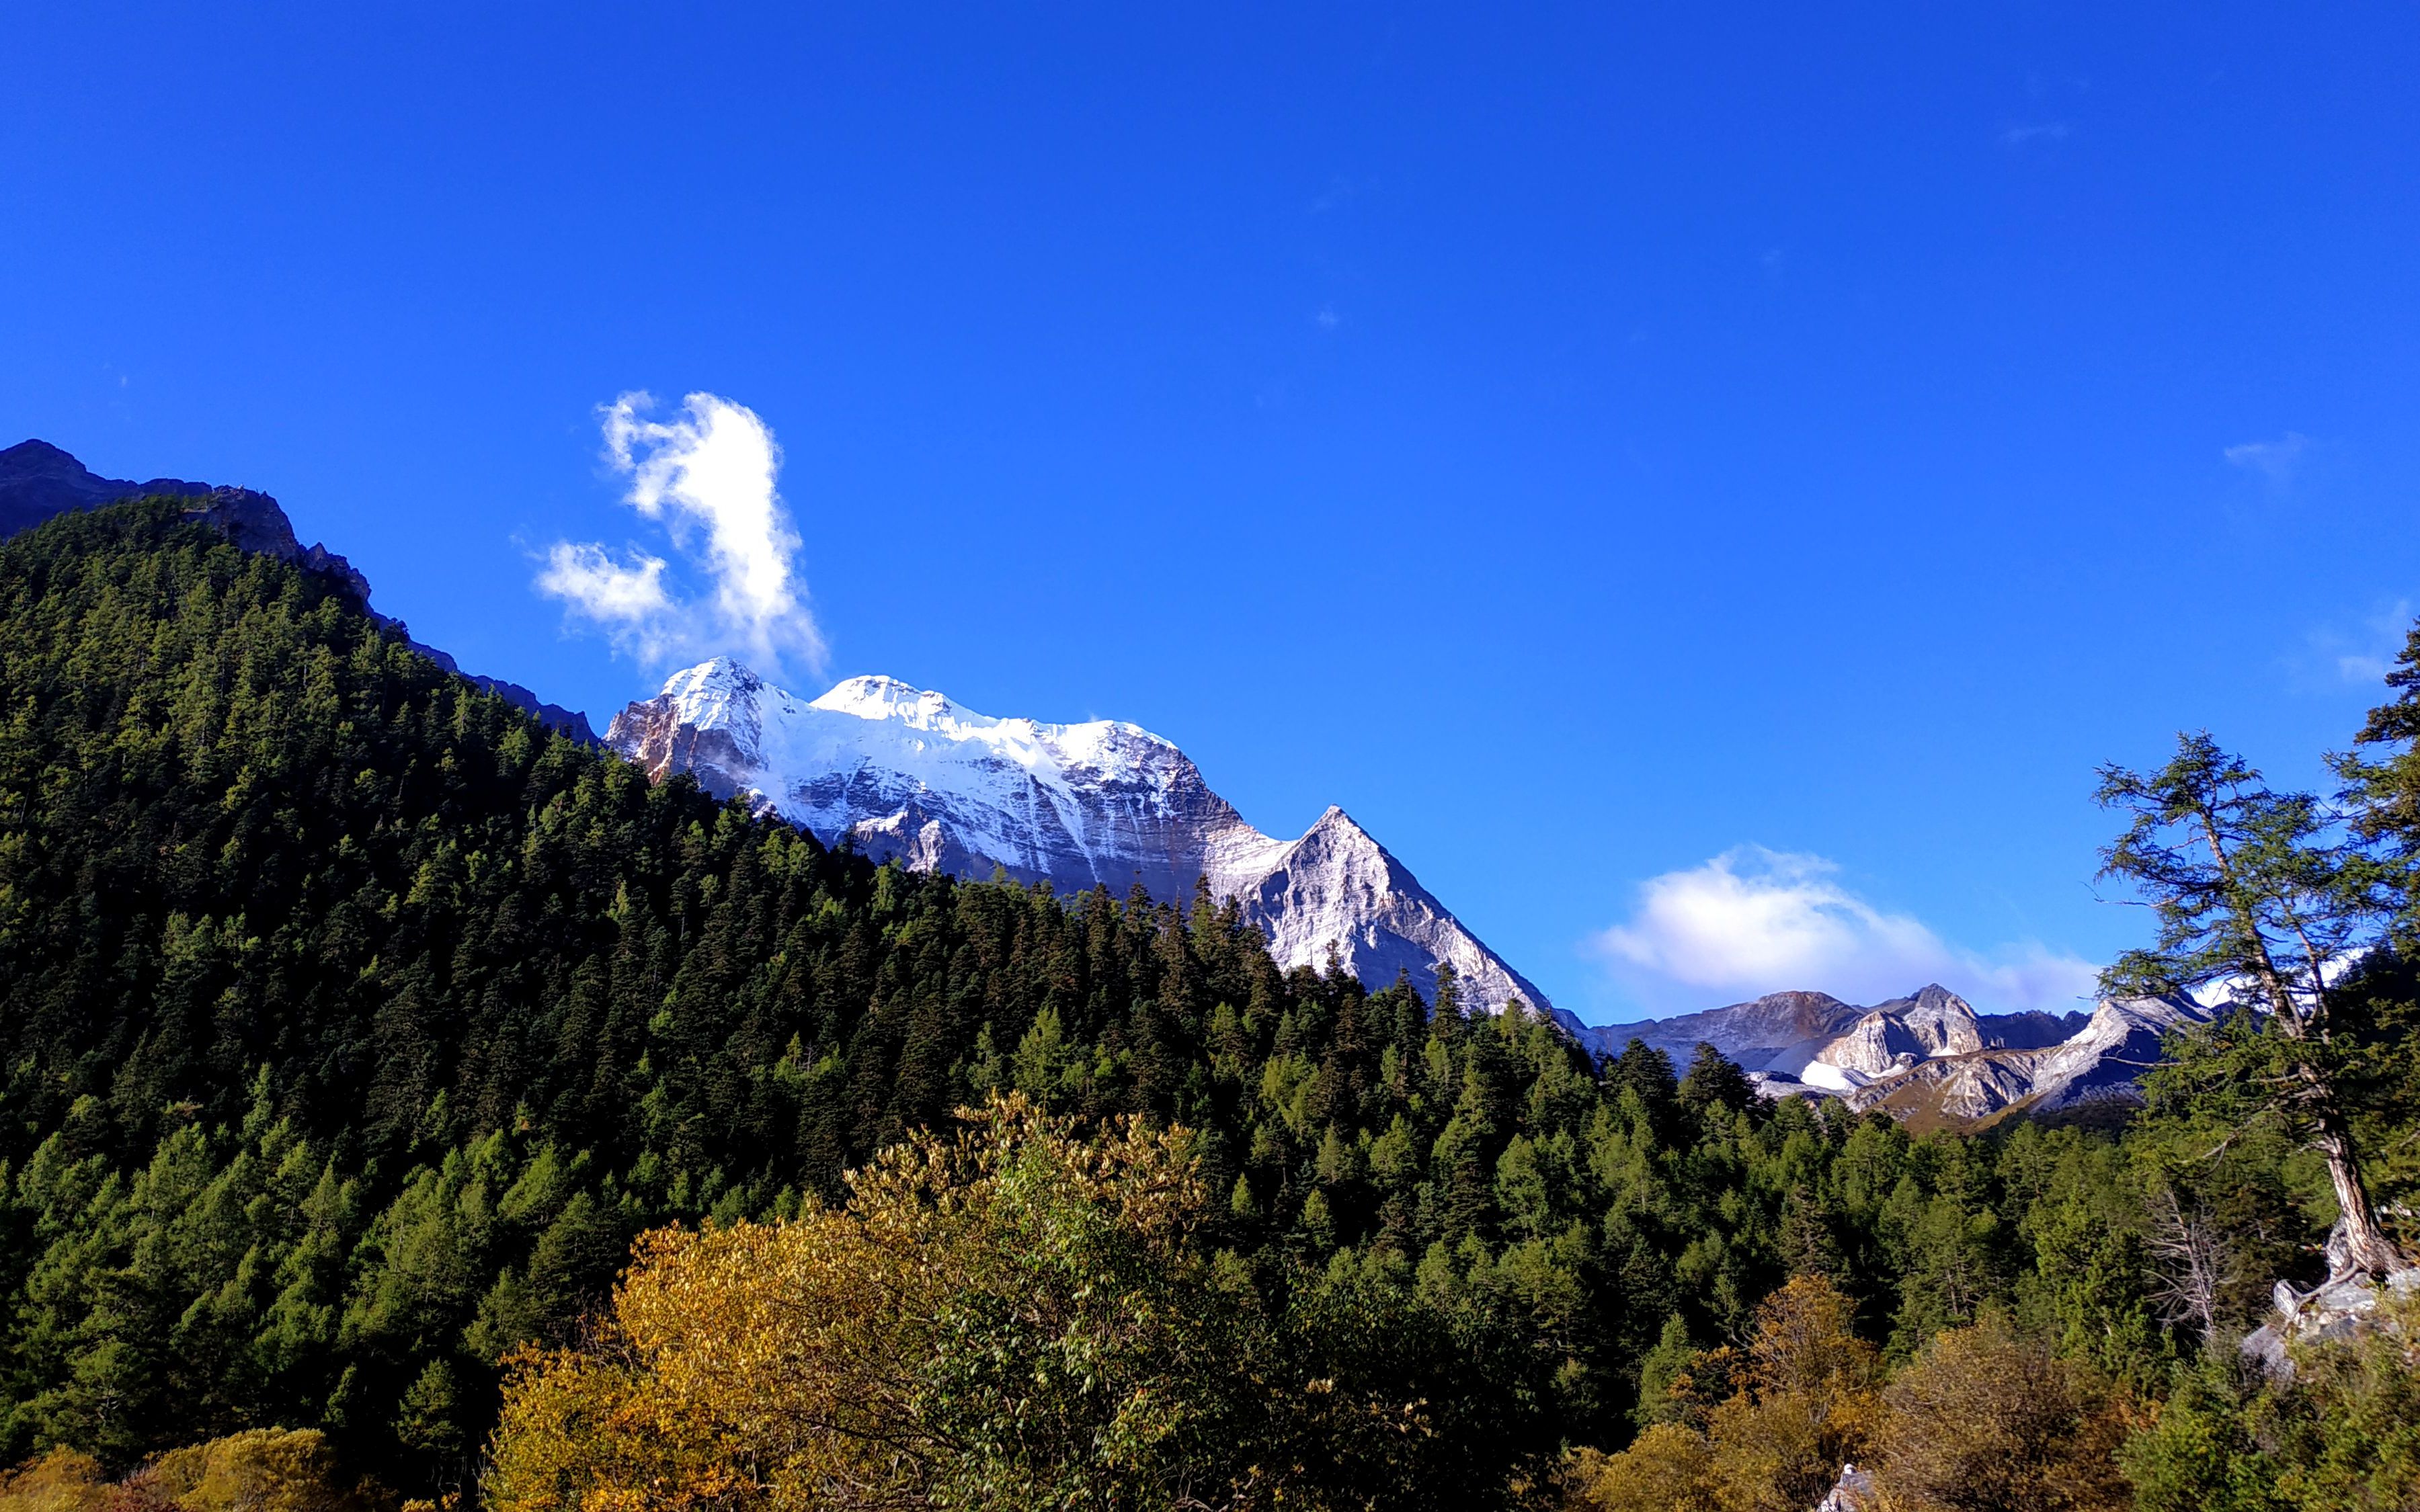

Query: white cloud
<box><xmin>1594</xmin><ymin>846</ymin><xmax>2098</xmax><ymax>1014</ymax></box>
<box><xmin>538</xmin><ymin>392</ymin><xmax>827</xmax><ymax>676</ymax></box>
<box><xmin>534</xmin><ymin>543</ymin><xmax>677</xmax><ymax>657</ymax></box>
<box><xmin>2224</xmin><ymin>431</ymin><xmax>2310</xmax><ymax>490</ymax></box>
<box><xmin>2294</xmin><ymin>598</ymin><xmax>2411</xmax><ymax>689</ymax></box>
<box><xmin>2000</xmin><ymin>121</ymin><xmax>2071</xmax><ymax>146</ymax></box>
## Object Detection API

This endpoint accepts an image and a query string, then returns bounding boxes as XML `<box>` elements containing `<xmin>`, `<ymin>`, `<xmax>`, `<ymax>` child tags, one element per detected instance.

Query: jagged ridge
<box><xmin>1585</xmin><ymin>982</ymin><xmax>2215</xmax><ymax>1124</ymax></box>
<box><xmin>0</xmin><ymin>441</ymin><xmax>595</xmax><ymax>741</ymax></box>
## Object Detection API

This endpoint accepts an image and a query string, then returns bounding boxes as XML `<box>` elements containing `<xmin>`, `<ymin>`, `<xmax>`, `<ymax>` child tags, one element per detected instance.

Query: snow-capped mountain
<box><xmin>1584</xmin><ymin>982</ymin><xmax>2216</xmax><ymax>1125</ymax></box>
<box><xmin>606</xmin><ymin>658</ymin><xmax>1554</xmax><ymax>1014</ymax></box>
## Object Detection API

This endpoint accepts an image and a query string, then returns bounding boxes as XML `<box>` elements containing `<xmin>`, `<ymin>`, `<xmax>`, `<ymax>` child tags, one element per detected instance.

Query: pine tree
<box><xmin>2097</xmin><ymin>733</ymin><xmax>2407</xmax><ymax>1275</ymax></box>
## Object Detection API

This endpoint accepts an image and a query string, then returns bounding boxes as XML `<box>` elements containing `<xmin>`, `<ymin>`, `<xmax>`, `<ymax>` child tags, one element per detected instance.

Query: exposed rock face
<box><xmin>607</xmin><ymin>659</ymin><xmax>1553</xmax><ymax>1014</ymax></box>
<box><xmin>2011</xmin><ymin>993</ymin><xmax>2218</xmax><ymax>1109</ymax></box>
<box><xmin>1584</xmin><ymin>982</ymin><xmax>2200</xmax><ymax>1124</ymax></box>
<box><xmin>1815</xmin><ymin>1011</ymin><xmax>1923</xmax><ymax>1080</ymax></box>
<box><xmin>1815</xmin><ymin>1462</ymin><xmax>1877</xmax><ymax>1512</ymax></box>
<box><xmin>0</xmin><ymin>439</ymin><xmax>595</xmax><ymax>742</ymax></box>
<box><xmin>1583</xmin><ymin>989</ymin><xmax>1866</xmax><ymax>1065</ymax></box>
<box><xmin>1842</xmin><ymin>1050</ymin><xmax>2050</xmax><ymax>1123</ymax></box>
<box><xmin>2242</xmin><ymin>1221</ymin><xmax>2420</xmax><ymax>1380</ymax></box>
<box><xmin>1888</xmin><ymin>983</ymin><xmax>1986</xmax><ymax>1056</ymax></box>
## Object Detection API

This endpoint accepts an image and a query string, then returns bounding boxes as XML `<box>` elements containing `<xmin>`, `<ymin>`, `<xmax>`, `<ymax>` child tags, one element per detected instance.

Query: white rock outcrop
<box><xmin>2241</xmin><ymin>1222</ymin><xmax>2420</xmax><ymax>1380</ymax></box>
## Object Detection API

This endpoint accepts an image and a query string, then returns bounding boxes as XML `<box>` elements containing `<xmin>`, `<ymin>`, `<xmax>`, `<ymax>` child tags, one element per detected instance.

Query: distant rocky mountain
<box><xmin>0</xmin><ymin>441</ymin><xmax>594</xmax><ymax>741</ymax></box>
<box><xmin>607</xmin><ymin>657</ymin><xmax>1555</xmax><ymax>1014</ymax></box>
<box><xmin>1584</xmin><ymin>982</ymin><xmax>2215</xmax><ymax>1125</ymax></box>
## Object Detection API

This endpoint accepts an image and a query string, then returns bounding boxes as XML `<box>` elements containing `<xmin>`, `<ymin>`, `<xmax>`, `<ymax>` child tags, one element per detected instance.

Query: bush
<box><xmin>1875</xmin><ymin>1314</ymin><xmax>2130</xmax><ymax>1512</ymax></box>
<box><xmin>0</xmin><ymin>1450</ymin><xmax>118</xmax><ymax>1512</ymax></box>
<box><xmin>0</xmin><ymin>1433</ymin><xmax>374</xmax><ymax>1512</ymax></box>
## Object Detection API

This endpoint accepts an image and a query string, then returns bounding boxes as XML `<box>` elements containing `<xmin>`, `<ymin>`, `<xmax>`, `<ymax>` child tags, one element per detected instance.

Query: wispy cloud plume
<box><xmin>1594</xmin><ymin>846</ymin><xmax>2097</xmax><ymax>1014</ymax></box>
<box><xmin>2000</xmin><ymin>121</ymin><xmax>2071</xmax><ymax>146</ymax></box>
<box><xmin>537</xmin><ymin>392</ymin><xmax>827</xmax><ymax>677</ymax></box>
<box><xmin>2224</xmin><ymin>431</ymin><xmax>2311</xmax><ymax>492</ymax></box>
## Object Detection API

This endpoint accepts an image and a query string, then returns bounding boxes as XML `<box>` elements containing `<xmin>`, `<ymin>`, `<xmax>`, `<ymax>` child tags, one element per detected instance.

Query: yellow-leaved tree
<box><xmin>486</xmin><ymin>1095</ymin><xmax>1546</xmax><ymax>1512</ymax></box>
<box><xmin>1563</xmin><ymin>1275</ymin><xmax>1882</xmax><ymax>1512</ymax></box>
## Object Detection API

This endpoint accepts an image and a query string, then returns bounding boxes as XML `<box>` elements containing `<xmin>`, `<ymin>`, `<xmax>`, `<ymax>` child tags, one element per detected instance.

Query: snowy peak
<box><xmin>811</xmin><ymin>673</ymin><xmax>982</xmax><ymax>732</ymax></box>
<box><xmin>606</xmin><ymin>661</ymin><xmax>1549</xmax><ymax>1015</ymax></box>
<box><xmin>659</xmin><ymin>657</ymin><xmax>768</xmax><ymax>751</ymax></box>
<box><xmin>805</xmin><ymin>671</ymin><xmax>1166</xmax><ymax>751</ymax></box>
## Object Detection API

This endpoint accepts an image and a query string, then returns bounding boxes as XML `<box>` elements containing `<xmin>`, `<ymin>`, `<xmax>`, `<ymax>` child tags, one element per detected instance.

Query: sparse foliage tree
<box><xmin>2095</xmin><ymin>733</ymin><xmax>2405</xmax><ymax>1275</ymax></box>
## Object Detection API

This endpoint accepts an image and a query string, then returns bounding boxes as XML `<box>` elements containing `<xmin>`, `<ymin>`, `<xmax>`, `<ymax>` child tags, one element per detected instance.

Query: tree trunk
<box><xmin>2312</xmin><ymin>1114</ymin><xmax>2407</xmax><ymax>1277</ymax></box>
<box><xmin>2192</xmin><ymin>802</ymin><xmax>2405</xmax><ymax>1277</ymax></box>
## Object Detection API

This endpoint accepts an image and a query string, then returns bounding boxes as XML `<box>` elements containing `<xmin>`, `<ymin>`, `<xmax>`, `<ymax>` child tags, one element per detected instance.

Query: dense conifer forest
<box><xmin>0</xmin><ymin>502</ymin><xmax>2415</xmax><ymax>1510</ymax></box>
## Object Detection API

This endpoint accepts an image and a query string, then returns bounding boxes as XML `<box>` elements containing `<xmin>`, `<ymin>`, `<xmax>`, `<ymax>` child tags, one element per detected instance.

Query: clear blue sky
<box><xmin>5</xmin><ymin>4</ymin><xmax>2417</xmax><ymax>1024</ymax></box>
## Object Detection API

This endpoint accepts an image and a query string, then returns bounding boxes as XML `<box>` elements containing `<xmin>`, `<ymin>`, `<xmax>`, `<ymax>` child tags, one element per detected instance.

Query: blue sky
<box><xmin>5</xmin><ymin>4</ymin><xmax>2418</xmax><ymax>1024</ymax></box>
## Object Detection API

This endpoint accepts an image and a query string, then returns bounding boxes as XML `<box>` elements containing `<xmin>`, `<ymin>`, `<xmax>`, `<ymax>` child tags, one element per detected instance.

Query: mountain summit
<box><xmin>608</xmin><ymin>657</ymin><xmax>1555</xmax><ymax>1015</ymax></box>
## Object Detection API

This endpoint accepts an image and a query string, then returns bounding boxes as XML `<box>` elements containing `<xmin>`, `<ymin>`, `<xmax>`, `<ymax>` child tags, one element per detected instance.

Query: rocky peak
<box><xmin>0</xmin><ymin>438</ymin><xmax>223</xmax><ymax>533</ymax></box>
<box><xmin>1892</xmin><ymin>983</ymin><xmax>1986</xmax><ymax>1056</ymax></box>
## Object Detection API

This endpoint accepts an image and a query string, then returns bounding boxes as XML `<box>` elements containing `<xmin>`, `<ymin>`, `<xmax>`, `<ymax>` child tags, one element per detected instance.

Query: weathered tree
<box><xmin>2095</xmin><ymin>732</ymin><xmax>2406</xmax><ymax>1277</ymax></box>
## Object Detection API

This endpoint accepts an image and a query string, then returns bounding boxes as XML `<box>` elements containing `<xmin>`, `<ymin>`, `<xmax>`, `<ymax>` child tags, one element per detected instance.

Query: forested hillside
<box><xmin>0</xmin><ymin>501</ymin><xmax>2415</xmax><ymax>1509</ymax></box>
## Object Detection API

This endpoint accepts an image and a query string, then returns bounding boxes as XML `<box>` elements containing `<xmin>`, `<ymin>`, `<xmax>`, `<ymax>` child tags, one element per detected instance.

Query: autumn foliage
<box><xmin>1562</xmin><ymin>1275</ymin><xmax>1881</xmax><ymax>1512</ymax></box>
<box><xmin>0</xmin><ymin>1431</ymin><xmax>378</xmax><ymax>1512</ymax></box>
<box><xmin>485</xmin><ymin>1095</ymin><xmax>1540</xmax><ymax>1511</ymax></box>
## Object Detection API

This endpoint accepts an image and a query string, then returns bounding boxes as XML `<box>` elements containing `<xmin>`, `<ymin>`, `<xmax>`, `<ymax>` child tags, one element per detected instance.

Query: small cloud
<box><xmin>537</xmin><ymin>391</ymin><xmax>828</xmax><ymax>677</ymax></box>
<box><xmin>2001</xmin><ymin>121</ymin><xmax>2071</xmax><ymax>146</ymax></box>
<box><xmin>535</xmin><ymin>544</ymin><xmax>677</xmax><ymax>656</ymax></box>
<box><xmin>1761</xmin><ymin>247</ymin><xmax>1785</xmax><ymax>274</ymax></box>
<box><xmin>1314</xmin><ymin>305</ymin><xmax>1341</xmax><ymax>331</ymax></box>
<box><xmin>2292</xmin><ymin>599</ymin><xmax>2411</xmax><ymax>691</ymax></box>
<box><xmin>2225</xmin><ymin>431</ymin><xmax>2311</xmax><ymax>491</ymax></box>
<box><xmin>1593</xmin><ymin>846</ymin><xmax>2097</xmax><ymax>1014</ymax></box>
